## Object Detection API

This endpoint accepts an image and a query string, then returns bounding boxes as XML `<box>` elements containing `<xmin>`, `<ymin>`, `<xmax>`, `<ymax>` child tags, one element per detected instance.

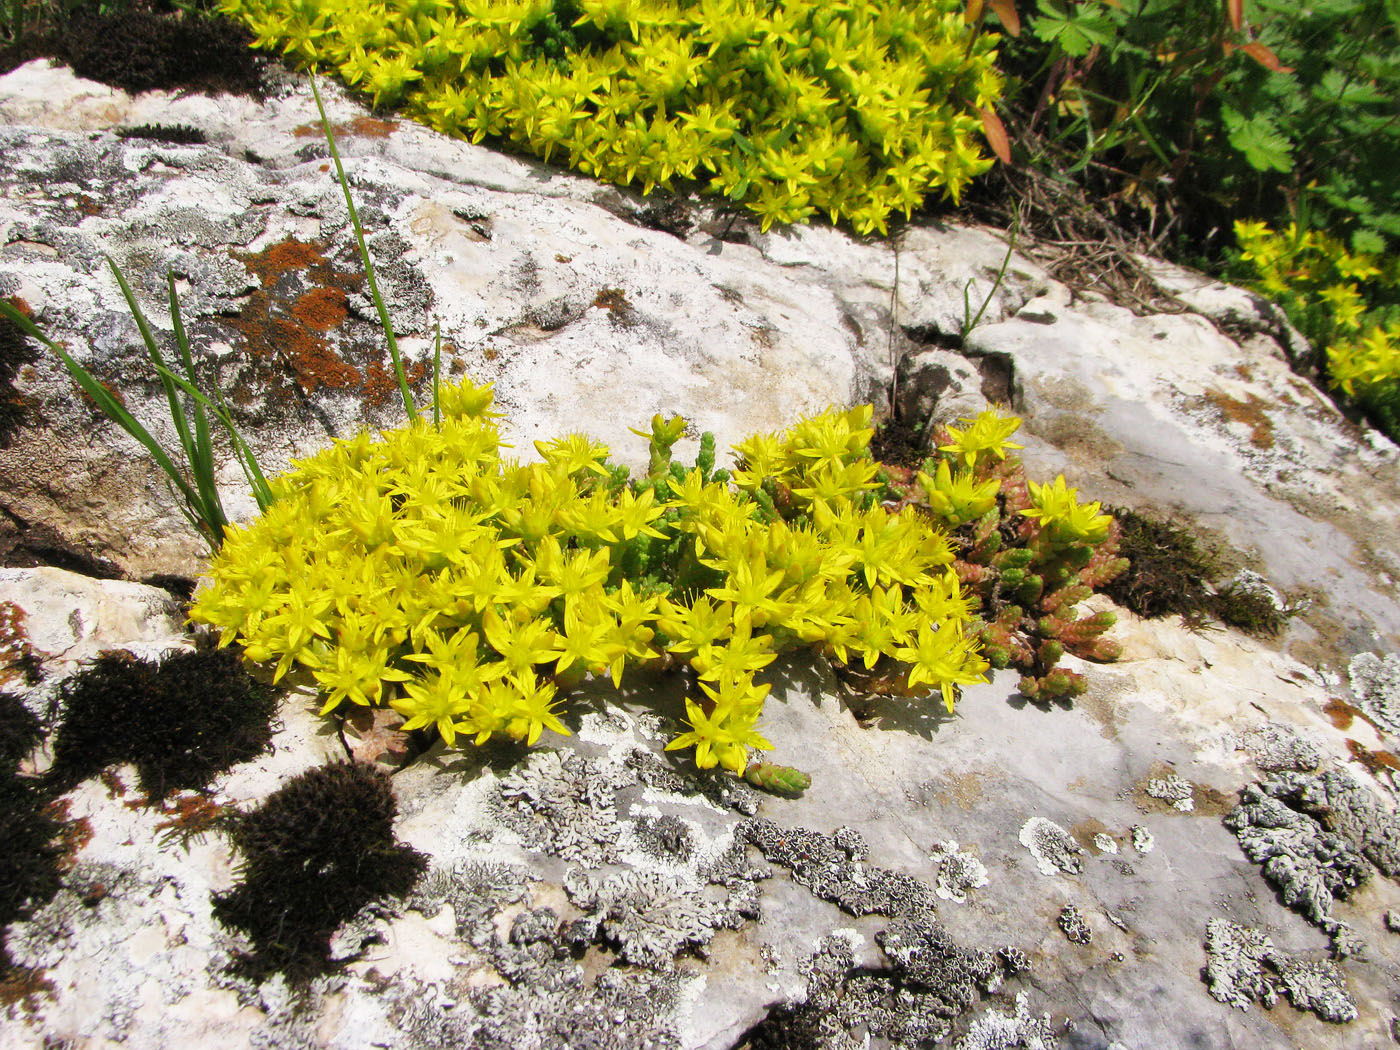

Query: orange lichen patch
<box><xmin>293</xmin><ymin>115</ymin><xmax>399</xmax><ymax>139</ymax></box>
<box><xmin>226</xmin><ymin>238</ymin><xmax>371</xmax><ymax>398</ymax></box>
<box><xmin>272</xmin><ymin>318</ymin><xmax>362</xmax><ymax>394</ymax></box>
<box><xmin>364</xmin><ymin>355</ymin><xmax>428</xmax><ymax>410</ymax></box>
<box><xmin>291</xmin><ymin>287</ymin><xmax>350</xmax><ymax>332</ymax></box>
<box><xmin>150</xmin><ymin>792</ymin><xmax>228</xmax><ymax>846</ymax></box>
<box><xmin>238</xmin><ymin>238</ymin><xmax>329</xmax><ymax>285</ymax></box>
<box><xmin>1203</xmin><ymin>388</ymin><xmax>1275</xmax><ymax>449</ymax></box>
<box><xmin>1325</xmin><ymin>696</ymin><xmax>1357</xmax><ymax>729</ymax></box>
<box><xmin>43</xmin><ymin>801</ymin><xmax>92</xmax><ymax>873</ymax></box>
<box><xmin>593</xmin><ymin>287</ymin><xmax>632</xmax><ymax>314</ymax></box>
<box><xmin>1347</xmin><ymin>738</ymin><xmax>1400</xmax><ymax>779</ymax></box>
<box><xmin>0</xmin><ymin>601</ymin><xmax>36</xmax><ymax>688</ymax></box>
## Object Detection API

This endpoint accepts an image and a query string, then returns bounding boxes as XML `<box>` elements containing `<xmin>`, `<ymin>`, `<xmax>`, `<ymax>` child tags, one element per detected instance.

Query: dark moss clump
<box><xmin>116</xmin><ymin>122</ymin><xmax>208</xmax><ymax>144</ymax></box>
<box><xmin>1105</xmin><ymin>507</ymin><xmax>1292</xmax><ymax>638</ymax></box>
<box><xmin>1213</xmin><ymin>579</ymin><xmax>1289</xmax><ymax>638</ymax></box>
<box><xmin>53</xmin><ymin>9</ymin><xmax>268</xmax><ymax>98</ymax></box>
<box><xmin>212</xmin><ymin>761</ymin><xmax>426</xmax><ymax>982</ymax></box>
<box><xmin>1104</xmin><ymin>507</ymin><xmax>1220</xmax><ymax>619</ymax></box>
<box><xmin>49</xmin><ymin>648</ymin><xmax>279</xmax><ymax>801</ymax></box>
<box><xmin>0</xmin><ymin>307</ymin><xmax>38</xmax><ymax>449</ymax></box>
<box><xmin>0</xmin><ymin>692</ymin><xmax>63</xmax><ymax>968</ymax></box>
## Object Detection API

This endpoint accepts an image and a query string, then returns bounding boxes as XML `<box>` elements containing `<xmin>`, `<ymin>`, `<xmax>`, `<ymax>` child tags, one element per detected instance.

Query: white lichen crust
<box><xmin>1018</xmin><ymin>818</ymin><xmax>1084</xmax><ymax>877</ymax></box>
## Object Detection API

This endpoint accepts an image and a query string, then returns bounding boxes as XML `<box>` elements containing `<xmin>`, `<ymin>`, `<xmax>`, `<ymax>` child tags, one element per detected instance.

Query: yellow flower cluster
<box><xmin>1232</xmin><ymin>219</ymin><xmax>1400</xmax><ymax>419</ymax></box>
<box><xmin>216</xmin><ymin>0</ymin><xmax>1003</xmax><ymax>234</ymax></box>
<box><xmin>190</xmin><ymin>380</ymin><xmax>988</xmax><ymax>774</ymax></box>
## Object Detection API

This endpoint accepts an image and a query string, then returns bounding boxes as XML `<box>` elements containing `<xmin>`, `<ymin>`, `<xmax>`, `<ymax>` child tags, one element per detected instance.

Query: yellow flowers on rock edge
<box><xmin>216</xmin><ymin>0</ymin><xmax>1003</xmax><ymax>235</ymax></box>
<box><xmin>1231</xmin><ymin>219</ymin><xmax>1400</xmax><ymax>436</ymax></box>
<box><xmin>190</xmin><ymin>380</ymin><xmax>989</xmax><ymax>774</ymax></box>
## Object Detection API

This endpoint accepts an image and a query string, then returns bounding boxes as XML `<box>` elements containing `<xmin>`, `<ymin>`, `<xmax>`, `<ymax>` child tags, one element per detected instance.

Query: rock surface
<box><xmin>2</xmin><ymin>58</ymin><xmax>1400</xmax><ymax>1050</ymax></box>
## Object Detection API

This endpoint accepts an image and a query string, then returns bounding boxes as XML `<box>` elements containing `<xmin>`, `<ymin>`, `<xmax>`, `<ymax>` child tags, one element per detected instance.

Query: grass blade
<box><xmin>432</xmin><ymin>320</ymin><xmax>442</xmax><ymax>429</ymax></box>
<box><xmin>0</xmin><ymin>297</ymin><xmax>215</xmax><ymax>546</ymax></box>
<box><xmin>146</xmin><ymin>358</ymin><xmax>275</xmax><ymax>512</ymax></box>
<box><xmin>106</xmin><ymin>257</ymin><xmax>197</xmax><ymax>461</ymax></box>
<box><xmin>167</xmin><ymin>272</ymin><xmax>227</xmax><ymax>541</ymax></box>
<box><xmin>309</xmin><ymin>74</ymin><xmax>417</xmax><ymax>421</ymax></box>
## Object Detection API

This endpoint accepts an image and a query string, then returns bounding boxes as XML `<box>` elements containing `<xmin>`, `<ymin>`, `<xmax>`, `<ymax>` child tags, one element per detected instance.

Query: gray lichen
<box><xmin>406</xmin><ymin>859</ymin><xmax>533</xmax><ymax>948</ymax></box>
<box><xmin>1145</xmin><ymin>774</ymin><xmax>1195</xmax><ymax>811</ymax></box>
<box><xmin>5</xmin><ymin>861</ymin><xmax>147</xmax><ymax>969</ymax></box>
<box><xmin>953</xmin><ymin>992</ymin><xmax>1059</xmax><ymax>1050</ymax></box>
<box><xmin>876</xmin><ymin>912</ymin><xmax>1004</xmax><ymax>1003</ymax></box>
<box><xmin>497</xmin><ymin>750</ymin><xmax>623</xmax><ymax>866</ymax></box>
<box><xmin>930</xmin><ymin>840</ymin><xmax>990</xmax><ymax>903</ymax></box>
<box><xmin>1130</xmin><ymin>825</ymin><xmax>1154</xmax><ymax>855</ymax></box>
<box><xmin>628</xmin><ymin>813</ymin><xmax>696</xmax><ymax>865</ymax></box>
<box><xmin>461</xmin><ymin>957</ymin><xmax>688</xmax><ymax>1050</ymax></box>
<box><xmin>1056</xmin><ymin>906</ymin><xmax>1091</xmax><ymax>945</ymax></box>
<box><xmin>1018</xmin><ymin>818</ymin><xmax>1083</xmax><ymax>877</ymax></box>
<box><xmin>563</xmin><ymin>868</ymin><xmax>752</xmax><ymax>968</ymax></box>
<box><xmin>754</xmin><ymin>924</ymin><xmax>1020</xmax><ymax>1050</ymax></box>
<box><xmin>1237</xmin><ymin>721</ymin><xmax>1322</xmax><ymax>773</ymax></box>
<box><xmin>997</xmin><ymin>946</ymin><xmax>1032</xmax><ymax>975</ymax></box>
<box><xmin>1349</xmin><ymin>651</ymin><xmax>1400</xmax><ymax>738</ymax></box>
<box><xmin>738</xmin><ymin>818</ymin><xmax>938</xmax><ymax>917</ymax></box>
<box><xmin>1203</xmin><ymin>919</ymin><xmax>1357</xmax><ymax>1024</ymax></box>
<box><xmin>1224</xmin><ymin>779</ymin><xmax>1371</xmax><ymax>942</ymax></box>
<box><xmin>1260</xmin><ymin>769</ymin><xmax>1400</xmax><ymax>876</ymax></box>
<box><xmin>624</xmin><ymin>747</ymin><xmax>760</xmax><ymax>815</ymax></box>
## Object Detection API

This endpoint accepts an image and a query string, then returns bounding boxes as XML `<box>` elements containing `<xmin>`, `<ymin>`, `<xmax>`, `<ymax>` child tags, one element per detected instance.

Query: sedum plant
<box><xmin>215</xmin><ymin>0</ymin><xmax>1004</xmax><ymax>234</ymax></box>
<box><xmin>190</xmin><ymin>382</ymin><xmax>991</xmax><ymax>774</ymax></box>
<box><xmin>1229</xmin><ymin>218</ymin><xmax>1400</xmax><ymax>441</ymax></box>
<box><xmin>885</xmin><ymin>408</ymin><xmax>1128</xmax><ymax>700</ymax></box>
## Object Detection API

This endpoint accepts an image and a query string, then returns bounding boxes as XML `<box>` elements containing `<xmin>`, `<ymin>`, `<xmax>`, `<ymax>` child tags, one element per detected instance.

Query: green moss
<box><xmin>0</xmin><ymin>689</ymin><xmax>40</xmax><ymax>772</ymax></box>
<box><xmin>212</xmin><ymin>761</ymin><xmax>426</xmax><ymax>982</ymax></box>
<box><xmin>1212</xmin><ymin>578</ymin><xmax>1289</xmax><ymax>639</ymax></box>
<box><xmin>55</xmin><ymin>8</ymin><xmax>268</xmax><ymax>97</ymax></box>
<box><xmin>48</xmin><ymin>648</ymin><xmax>279</xmax><ymax>801</ymax></box>
<box><xmin>115</xmin><ymin>123</ymin><xmax>209</xmax><ymax>144</ymax></box>
<box><xmin>1104</xmin><ymin>508</ymin><xmax>1291</xmax><ymax>639</ymax></box>
<box><xmin>1103</xmin><ymin>507</ymin><xmax>1219</xmax><ymax>620</ymax></box>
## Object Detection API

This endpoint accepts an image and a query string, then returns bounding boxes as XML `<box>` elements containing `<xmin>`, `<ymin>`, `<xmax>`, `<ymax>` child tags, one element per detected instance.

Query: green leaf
<box><xmin>1219</xmin><ymin>104</ymin><xmax>1294</xmax><ymax>174</ymax></box>
<box><xmin>1032</xmin><ymin>0</ymin><xmax>1118</xmax><ymax>57</ymax></box>
<box><xmin>1351</xmin><ymin>228</ymin><xmax>1386</xmax><ymax>255</ymax></box>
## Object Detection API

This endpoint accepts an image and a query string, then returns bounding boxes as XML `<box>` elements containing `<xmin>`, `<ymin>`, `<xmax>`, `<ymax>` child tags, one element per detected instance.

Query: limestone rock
<box><xmin>4</xmin><ymin>52</ymin><xmax>1400</xmax><ymax>1050</ymax></box>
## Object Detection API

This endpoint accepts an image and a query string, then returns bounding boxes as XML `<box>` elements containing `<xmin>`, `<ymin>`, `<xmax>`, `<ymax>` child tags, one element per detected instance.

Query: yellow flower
<box><xmin>535</xmin><ymin>433</ymin><xmax>611</xmax><ymax>476</ymax></box>
<box><xmin>939</xmin><ymin>408</ymin><xmax>1024</xmax><ymax>469</ymax></box>
<box><xmin>494</xmin><ymin>672</ymin><xmax>570</xmax><ymax>746</ymax></box>
<box><xmin>895</xmin><ymin>623</ymin><xmax>989</xmax><ymax>714</ymax></box>
<box><xmin>1020</xmin><ymin>475</ymin><xmax>1112</xmax><ymax>544</ymax></box>
<box><xmin>917</xmin><ymin>459</ymin><xmax>1000</xmax><ymax>527</ymax></box>
<box><xmin>665</xmin><ymin>673</ymin><xmax>773</xmax><ymax>774</ymax></box>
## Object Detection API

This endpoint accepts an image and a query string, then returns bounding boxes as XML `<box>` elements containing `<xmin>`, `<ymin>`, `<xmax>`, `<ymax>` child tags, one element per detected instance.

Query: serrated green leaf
<box><xmin>1220</xmin><ymin>104</ymin><xmax>1294</xmax><ymax>173</ymax></box>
